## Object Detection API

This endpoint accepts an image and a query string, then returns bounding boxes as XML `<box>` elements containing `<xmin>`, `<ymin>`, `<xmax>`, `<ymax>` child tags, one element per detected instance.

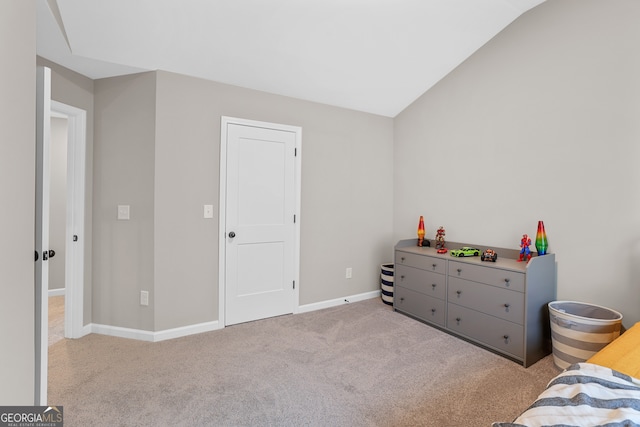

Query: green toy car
<box><xmin>450</xmin><ymin>247</ymin><xmax>480</xmax><ymax>257</ymax></box>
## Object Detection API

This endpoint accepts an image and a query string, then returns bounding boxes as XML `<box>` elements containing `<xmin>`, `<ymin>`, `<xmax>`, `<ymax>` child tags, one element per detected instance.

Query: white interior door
<box><xmin>35</xmin><ymin>66</ymin><xmax>51</xmax><ymax>405</ymax></box>
<box><xmin>221</xmin><ymin>118</ymin><xmax>300</xmax><ymax>326</ymax></box>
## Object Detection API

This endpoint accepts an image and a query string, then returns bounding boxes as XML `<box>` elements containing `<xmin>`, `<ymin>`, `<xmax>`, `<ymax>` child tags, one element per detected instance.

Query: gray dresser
<box><xmin>394</xmin><ymin>239</ymin><xmax>556</xmax><ymax>367</ymax></box>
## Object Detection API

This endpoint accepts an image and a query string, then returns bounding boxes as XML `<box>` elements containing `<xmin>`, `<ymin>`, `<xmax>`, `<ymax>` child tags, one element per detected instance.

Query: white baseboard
<box><xmin>297</xmin><ymin>290</ymin><xmax>381</xmax><ymax>314</ymax></box>
<box><xmin>48</xmin><ymin>288</ymin><xmax>65</xmax><ymax>297</ymax></box>
<box><xmin>81</xmin><ymin>324</ymin><xmax>92</xmax><ymax>337</ymax></box>
<box><xmin>88</xmin><ymin>290</ymin><xmax>380</xmax><ymax>342</ymax></box>
<box><xmin>91</xmin><ymin>323</ymin><xmax>155</xmax><ymax>341</ymax></box>
<box><xmin>90</xmin><ymin>320</ymin><xmax>221</xmax><ymax>342</ymax></box>
<box><xmin>153</xmin><ymin>321</ymin><xmax>222</xmax><ymax>342</ymax></box>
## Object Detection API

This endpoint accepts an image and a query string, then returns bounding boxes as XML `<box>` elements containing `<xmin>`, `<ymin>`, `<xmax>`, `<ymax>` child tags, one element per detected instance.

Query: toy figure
<box><xmin>435</xmin><ymin>226</ymin><xmax>447</xmax><ymax>253</ymax></box>
<box><xmin>518</xmin><ymin>234</ymin><xmax>532</xmax><ymax>262</ymax></box>
<box><xmin>417</xmin><ymin>216</ymin><xmax>427</xmax><ymax>247</ymax></box>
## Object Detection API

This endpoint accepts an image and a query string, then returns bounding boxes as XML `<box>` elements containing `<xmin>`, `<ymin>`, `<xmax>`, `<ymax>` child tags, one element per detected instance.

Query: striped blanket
<box><xmin>493</xmin><ymin>363</ymin><xmax>640</xmax><ymax>427</ymax></box>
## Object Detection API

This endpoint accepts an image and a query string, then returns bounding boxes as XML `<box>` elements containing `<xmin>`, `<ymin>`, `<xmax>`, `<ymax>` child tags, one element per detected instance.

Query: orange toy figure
<box><xmin>417</xmin><ymin>216</ymin><xmax>426</xmax><ymax>247</ymax></box>
<box><xmin>435</xmin><ymin>226</ymin><xmax>447</xmax><ymax>253</ymax></box>
<box><xmin>518</xmin><ymin>234</ymin><xmax>532</xmax><ymax>262</ymax></box>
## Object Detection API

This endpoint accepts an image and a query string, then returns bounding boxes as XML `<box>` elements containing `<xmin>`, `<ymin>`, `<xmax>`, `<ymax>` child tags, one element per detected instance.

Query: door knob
<box><xmin>228</xmin><ymin>231</ymin><xmax>236</xmax><ymax>238</ymax></box>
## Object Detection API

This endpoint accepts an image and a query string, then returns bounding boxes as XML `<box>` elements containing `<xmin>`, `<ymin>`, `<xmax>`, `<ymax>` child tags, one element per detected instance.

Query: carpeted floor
<box><xmin>49</xmin><ymin>295</ymin><xmax>65</xmax><ymax>346</ymax></box>
<box><xmin>48</xmin><ymin>298</ymin><xmax>559</xmax><ymax>426</ymax></box>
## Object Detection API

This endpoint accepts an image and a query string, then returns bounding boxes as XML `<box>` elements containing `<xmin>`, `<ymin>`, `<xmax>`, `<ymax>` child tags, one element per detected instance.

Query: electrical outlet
<box><xmin>346</xmin><ymin>268</ymin><xmax>352</xmax><ymax>279</ymax></box>
<box><xmin>140</xmin><ymin>290</ymin><xmax>149</xmax><ymax>306</ymax></box>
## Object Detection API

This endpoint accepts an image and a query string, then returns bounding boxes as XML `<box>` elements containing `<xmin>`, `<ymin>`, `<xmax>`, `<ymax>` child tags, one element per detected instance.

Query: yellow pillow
<box><xmin>587</xmin><ymin>322</ymin><xmax>640</xmax><ymax>379</ymax></box>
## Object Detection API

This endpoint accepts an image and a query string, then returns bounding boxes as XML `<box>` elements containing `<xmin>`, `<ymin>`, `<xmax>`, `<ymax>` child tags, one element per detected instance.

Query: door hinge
<box><xmin>294</xmin><ymin>147</ymin><xmax>297</xmax><ymax>156</ymax></box>
<box><xmin>293</xmin><ymin>214</ymin><xmax>296</xmax><ymax>223</ymax></box>
<box><xmin>293</xmin><ymin>280</ymin><xmax>296</xmax><ymax>289</ymax></box>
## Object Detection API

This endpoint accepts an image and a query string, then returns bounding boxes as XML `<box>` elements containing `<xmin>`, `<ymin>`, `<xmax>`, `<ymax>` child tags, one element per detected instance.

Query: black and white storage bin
<box><xmin>380</xmin><ymin>263</ymin><xmax>394</xmax><ymax>305</ymax></box>
<box><xmin>548</xmin><ymin>301</ymin><xmax>623</xmax><ymax>370</ymax></box>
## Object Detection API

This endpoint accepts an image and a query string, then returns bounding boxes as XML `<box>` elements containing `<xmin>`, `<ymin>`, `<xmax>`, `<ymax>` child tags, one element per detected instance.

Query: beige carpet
<box><xmin>49</xmin><ymin>295</ymin><xmax>65</xmax><ymax>346</ymax></box>
<box><xmin>48</xmin><ymin>298</ymin><xmax>559</xmax><ymax>426</ymax></box>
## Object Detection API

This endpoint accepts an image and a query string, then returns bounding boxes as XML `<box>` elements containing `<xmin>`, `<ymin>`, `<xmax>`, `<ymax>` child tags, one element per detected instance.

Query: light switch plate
<box><xmin>117</xmin><ymin>205</ymin><xmax>130</xmax><ymax>220</ymax></box>
<box><xmin>203</xmin><ymin>204</ymin><xmax>214</xmax><ymax>219</ymax></box>
<box><xmin>140</xmin><ymin>290</ymin><xmax>149</xmax><ymax>306</ymax></box>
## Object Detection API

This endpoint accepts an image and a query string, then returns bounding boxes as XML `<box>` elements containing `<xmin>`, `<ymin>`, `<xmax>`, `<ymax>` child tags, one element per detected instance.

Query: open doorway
<box><xmin>49</xmin><ymin>100</ymin><xmax>87</xmax><ymax>343</ymax></box>
<box><xmin>48</xmin><ymin>114</ymin><xmax>68</xmax><ymax>345</ymax></box>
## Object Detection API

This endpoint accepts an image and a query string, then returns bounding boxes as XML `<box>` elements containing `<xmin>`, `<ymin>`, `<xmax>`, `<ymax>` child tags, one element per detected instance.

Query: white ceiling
<box><xmin>36</xmin><ymin>0</ymin><xmax>546</xmax><ymax>117</ymax></box>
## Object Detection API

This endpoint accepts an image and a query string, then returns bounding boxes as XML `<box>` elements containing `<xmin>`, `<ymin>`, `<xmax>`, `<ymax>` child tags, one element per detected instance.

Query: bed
<box><xmin>493</xmin><ymin>322</ymin><xmax>640</xmax><ymax>427</ymax></box>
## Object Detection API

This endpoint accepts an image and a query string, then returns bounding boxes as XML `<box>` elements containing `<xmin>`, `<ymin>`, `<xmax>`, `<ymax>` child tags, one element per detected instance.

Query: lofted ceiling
<box><xmin>36</xmin><ymin>0</ymin><xmax>546</xmax><ymax>117</ymax></box>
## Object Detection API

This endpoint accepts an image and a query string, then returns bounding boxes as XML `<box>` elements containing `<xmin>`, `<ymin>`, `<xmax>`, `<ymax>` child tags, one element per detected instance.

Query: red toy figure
<box><xmin>435</xmin><ymin>226</ymin><xmax>447</xmax><ymax>253</ymax></box>
<box><xmin>417</xmin><ymin>216</ymin><xmax>426</xmax><ymax>247</ymax></box>
<box><xmin>518</xmin><ymin>234</ymin><xmax>532</xmax><ymax>262</ymax></box>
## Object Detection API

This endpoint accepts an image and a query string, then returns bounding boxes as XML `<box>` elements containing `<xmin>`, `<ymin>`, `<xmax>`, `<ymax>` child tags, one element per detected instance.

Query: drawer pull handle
<box><xmin>456</xmin><ymin>317</ymin><xmax>461</xmax><ymax>324</ymax></box>
<box><xmin>503</xmin><ymin>335</ymin><xmax>510</xmax><ymax>343</ymax></box>
<box><xmin>400</xmin><ymin>275</ymin><xmax>405</xmax><ymax>280</ymax></box>
<box><xmin>504</xmin><ymin>278</ymin><xmax>510</xmax><ymax>286</ymax></box>
<box><xmin>401</xmin><ymin>257</ymin><xmax>405</xmax><ymax>262</ymax></box>
<box><xmin>432</xmin><ymin>263</ymin><xmax>437</xmax><ymax>269</ymax></box>
<box><xmin>431</xmin><ymin>284</ymin><xmax>437</xmax><ymax>289</ymax></box>
<box><xmin>456</xmin><ymin>290</ymin><xmax>462</xmax><ymax>297</ymax></box>
<box><xmin>457</xmin><ymin>268</ymin><xmax>462</xmax><ymax>274</ymax></box>
<box><xmin>431</xmin><ymin>308</ymin><xmax>436</xmax><ymax>314</ymax></box>
<box><xmin>400</xmin><ymin>297</ymin><xmax>404</xmax><ymax>302</ymax></box>
<box><xmin>504</xmin><ymin>303</ymin><xmax>510</xmax><ymax>311</ymax></box>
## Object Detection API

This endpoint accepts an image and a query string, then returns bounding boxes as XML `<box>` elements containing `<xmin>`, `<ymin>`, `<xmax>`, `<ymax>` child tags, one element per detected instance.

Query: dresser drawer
<box><xmin>447</xmin><ymin>303</ymin><xmax>524</xmax><ymax>359</ymax></box>
<box><xmin>395</xmin><ymin>286</ymin><xmax>446</xmax><ymax>327</ymax></box>
<box><xmin>395</xmin><ymin>265</ymin><xmax>446</xmax><ymax>300</ymax></box>
<box><xmin>395</xmin><ymin>251</ymin><xmax>446</xmax><ymax>274</ymax></box>
<box><xmin>448</xmin><ymin>277</ymin><xmax>524</xmax><ymax>325</ymax></box>
<box><xmin>449</xmin><ymin>261</ymin><xmax>524</xmax><ymax>292</ymax></box>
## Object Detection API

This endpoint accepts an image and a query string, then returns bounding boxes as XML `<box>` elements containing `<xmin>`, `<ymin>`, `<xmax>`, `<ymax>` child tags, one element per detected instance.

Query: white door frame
<box><xmin>218</xmin><ymin>116</ymin><xmax>301</xmax><ymax>327</ymax></box>
<box><xmin>51</xmin><ymin>100</ymin><xmax>87</xmax><ymax>339</ymax></box>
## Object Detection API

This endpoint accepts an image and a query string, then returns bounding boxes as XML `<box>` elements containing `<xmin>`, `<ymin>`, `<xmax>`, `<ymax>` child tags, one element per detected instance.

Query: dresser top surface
<box><xmin>395</xmin><ymin>239</ymin><xmax>554</xmax><ymax>273</ymax></box>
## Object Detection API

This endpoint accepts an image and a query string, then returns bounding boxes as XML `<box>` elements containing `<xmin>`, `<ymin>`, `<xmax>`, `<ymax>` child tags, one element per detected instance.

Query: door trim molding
<box><xmin>218</xmin><ymin>116</ymin><xmax>301</xmax><ymax>327</ymax></box>
<box><xmin>51</xmin><ymin>100</ymin><xmax>87</xmax><ymax>340</ymax></box>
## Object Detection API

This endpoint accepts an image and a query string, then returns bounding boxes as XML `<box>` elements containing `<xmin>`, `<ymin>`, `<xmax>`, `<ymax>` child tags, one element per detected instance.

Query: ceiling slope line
<box><xmin>46</xmin><ymin>0</ymin><xmax>72</xmax><ymax>52</ymax></box>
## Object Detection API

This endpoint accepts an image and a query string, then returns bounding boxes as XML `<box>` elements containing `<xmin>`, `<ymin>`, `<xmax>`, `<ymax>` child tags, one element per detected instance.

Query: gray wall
<box><xmin>93</xmin><ymin>72</ymin><xmax>157</xmax><ymax>330</ymax></box>
<box><xmin>93</xmin><ymin>70</ymin><xmax>394</xmax><ymax>331</ymax></box>
<box><xmin>394</xmin><ymin>0</ymin><xmax>640</xmax><ymax>327</ymax></box>
<box><xmin>49</xmin><ymin>117</ymin><xmax>68</xmax><ymax>290</ymax></box>
<box><xmin>153</xmin><ymin>72</ymin><xmax>218</xmax><ymax>330</ymax></box>
<box><xmin>44</xmin><ymin>0</ymin><xmax>640</xmax><ymax>335</ymax></box>
<box><xmin>0</xmin><ymin>0</ymin><xmax>36</xmax><ymax>405</ymax></box>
